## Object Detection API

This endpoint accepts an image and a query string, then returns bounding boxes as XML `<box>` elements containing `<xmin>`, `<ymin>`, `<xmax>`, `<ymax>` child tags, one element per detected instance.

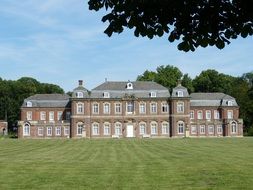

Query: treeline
<box><xmin>137</xmin><ymin>65</ymin><xmax>253</xmax><ymax>135</ymax></box>
<box><xmin>0</xmin><ymin>77</ymin><xmax>64</xmax><ymax>130</ymax></box>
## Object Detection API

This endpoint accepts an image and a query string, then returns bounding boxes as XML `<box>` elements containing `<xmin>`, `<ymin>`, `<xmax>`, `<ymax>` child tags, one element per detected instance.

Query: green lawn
<box><xmin>0</xmin><ymin>138</ymin><xmax>253</xmax><ymax>190</ymax></box>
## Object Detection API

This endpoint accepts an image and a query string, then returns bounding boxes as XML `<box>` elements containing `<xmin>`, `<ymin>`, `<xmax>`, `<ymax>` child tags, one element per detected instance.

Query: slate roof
<box><xmin>171</xmin><ymin>85</ymin><xmax>189</xmax><ymax>97</ymax></box>
<box><xmin>190</xmin><ymin>93</ymin><xmax>238</xmax><ymax>107</ymax></box>
<box><xmin>22</xmin><ymin>94</ymin><xmax>70</xmax><ymax>108</ymax></box>
<box><xmin>90</xmin><ymin>81</ymin><xmax>170</xmax><ymax>98</ymax></box>
<box><xmin>72</xmin><ymin>85</ymin><xmax>90</xmax><ymax>98</ymax></box>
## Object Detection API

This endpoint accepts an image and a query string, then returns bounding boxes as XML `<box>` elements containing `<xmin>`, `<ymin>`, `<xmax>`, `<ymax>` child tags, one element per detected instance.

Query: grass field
<box><xmin>0</xmin><ymin>138</ymin><xmax>253</xmax><ymax>190</ymax></box>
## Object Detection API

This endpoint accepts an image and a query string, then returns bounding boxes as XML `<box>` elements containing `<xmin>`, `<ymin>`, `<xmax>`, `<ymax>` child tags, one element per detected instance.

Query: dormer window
<box><xmin>227</xmin><ymin>101</ymin><xmax>233</xmax><ymax>106</ymax></box>
<box><xmin>103</xmin><ymin>92</ymin><xmax>110</xmax><ymax>98</ymax></box>
<box><xmin>76</xmin><ymin>92</ymin><xmax>83</xmax><ymax>98</ymax></box>
<box><xmin>177</xmin><ymin>91</ymin><xmax>183</xmax><ymax>97</ymax></box>
<box><xmin>26</xmin><ymin>101</ymin><xmax>32</xmax><ymax>107</ymax></box>
<box><xmin>150</xmin><ymin>91</ymin><xmax>156</xmax><ymax>97</ymax></box>
<box><xmin>126</xmin><ymin>82</ymin><xmax>133</xmax><ymax>89</ymax></box>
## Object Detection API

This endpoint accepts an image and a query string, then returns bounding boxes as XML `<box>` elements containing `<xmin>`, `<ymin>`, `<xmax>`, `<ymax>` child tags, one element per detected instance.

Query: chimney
<box><xmin>78</xmin><ymin>80</ymin><xmax>83</xmax><ymax>86</ymax></box>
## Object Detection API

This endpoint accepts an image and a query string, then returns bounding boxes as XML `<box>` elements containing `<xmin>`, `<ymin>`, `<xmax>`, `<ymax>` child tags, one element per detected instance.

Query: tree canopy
<box><xmin>88</xmin><ymin>0</ymin><xmax>253</xmax><ymax>52</ymax></box>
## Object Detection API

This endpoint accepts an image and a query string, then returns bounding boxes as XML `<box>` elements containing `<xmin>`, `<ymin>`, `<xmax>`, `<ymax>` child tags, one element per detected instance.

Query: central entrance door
<box><xmin>126</xmin><ymin>124</ymin><xmax>134</xmax><ymax>137</ymax></box>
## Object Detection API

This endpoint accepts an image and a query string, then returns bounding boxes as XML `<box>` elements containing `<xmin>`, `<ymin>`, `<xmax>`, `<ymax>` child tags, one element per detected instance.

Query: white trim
<box><xmin>23</xmin><ymin>123</ymin><xmax>30</xmax><ymax>136</ymax></box>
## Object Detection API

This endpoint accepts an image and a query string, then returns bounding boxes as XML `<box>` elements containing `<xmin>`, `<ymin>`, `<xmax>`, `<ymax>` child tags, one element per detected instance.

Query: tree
<box><xmin>137</xmin><ymin>70</ymin><xmax>156</xmax><ymax>81</ymax></box>
<box><xmin>88</xmin><ymin>0</ymin><xmax>253</xmax><ymax>52</ymax></box>
<box><xmin>182</xmin><ymin>74</ymin><xmax>194</xmax><ymax>93</ymax></box>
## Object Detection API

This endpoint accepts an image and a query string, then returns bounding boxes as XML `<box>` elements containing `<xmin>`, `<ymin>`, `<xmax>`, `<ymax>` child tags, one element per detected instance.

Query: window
<box><xmin>177</xmin><ymin>102</ymin><xmax>184</xmax><ymax>113</ymax></box>
<box><xmin>127</xmin><ymin>101</ymin><xmax>134</xmax><ymax>113</ymax></box>
<box><xmin>139</xmin><ymin>123</ymin><xmax>146</xmax><ymax>135</ymax></box>
<box><xmin>200</xmin><ymin>125</ymin><xmax>205</xmax><ymax>134</ymax></box>
<box><xmin>103</xmin><ymin>103</ymin><xmax>110</xmax><ymax>114</ymax></box>
<box><xmin>76</xmin><ymin>92</ymin><xmax>83</xmax><ymax>98</ymax></box>
<box><xmin>150</xmin><ymin>102</ymin><xmax>157</xmax><ymax>113</ymax></box>
<box><xmin>55</xmin><ymin>127</ymin><xmax>61</xmax><ymax>136</ymax></box>
<box><xmin>40</xmin><ymin>111</ymin><xmax>46</xmax><ymax>121</ymax></box>
<box><xmin>214</xmin><ymin>110</ymin><xmax>220</xmax><ymax>119</ymax></box>
<box><xmin>139</xmin><ymin>102</ymin><xmax>146</xmax><ymax>114</ymax></box>
<box><xmin>206</xmin><ymin>110</ymin><xmax>211</xmax><ymax>120</ymax></box>
<box><xmin>177</xmin><ymin>91</ymin><xmax>183</xmax><ymax>97</ymax></box>
<box><xmin>64</xmin><ymin>127</ymin><xmax>69</xmax><ymax>136</ymax></box>
<box><xmin>115</xmin><ymin>122</ymin><xmax>122</xmax><ymax>135</ymax></box>
<box><xmin>162</xmin><ymin>122</ymin><xmax>169</xmax><ymax>134</ymax></box>
<box><xmin>57</xmin><ymin>111</ymin><xmax>63</xmax><ymax>121</ymax></box>
<box><xmin>66</xmin><ymin>112</ymin><xmax>71</xmax><ymax>121</ymax></box>
<box><xmin>231</xmin><ymin>122</ymin><xmax>237</xmax><ymax>133</ymax></box>
<box><xmin>26</xmin><ymin>101</ymin><xmax>32</xmax><ymax>107</ymax></box>
<box><xmin>197</xmin><ymin>111</ymin><xmax>203</xmax><ymax>119</ymax></box>
<box><xmin>115</xmin><ymin>103</ymin><xmax>121</xmax><ymax>114</ymax></box>
<box><xmin>27</xmin><ymin>111</ymin><xmax>32</xmax><ymax>121</ymax></box>
<box><xmin>49</xmin><ymin>111</ymin><xmax>54</xmax><ymax>121</ymax></box>
<box><xmin>151</xmin><ymin>122</ymin><xmax>158</xmax><ymax>135</ymax></box>
<box><xmin>23</xmin><ymin>123</ymin><xmax>30</xmax><ymax>136</ymax></box>
<box><xmin>126</xmin><ymin>82</ymin><xmax>133</xmax><ymax>89</ymax></box>
<box><xmin>227</xmin><ymin>101</ymin><xmax>233</xmax><ymax>106</ymax></box>
<box><xmin>47</xmin><ymin>127</ymin><xmax>52</xmax><ymax>136</ymax></box>
<box><xmin>217</xmin><ymin>125</ymin><xmax>222</xmax><ymax>134</ymax></box>
<box><xmin>92</xmin><ymin>123</ymin><xmax>99</xmax><ymax>135</ymax></box>
<box><xmin>190</xmin><ymin>110</ymin><xmax>194</xmax><ymax>120</ymax></box>
<box><xmin>208</xmin><ymin>125</ymin><xmax>214</xmax><ymax>134</ymax></box>
<box><xmin>191</xmin><ymin>125</ymin><xmax>197</xmax><ymax>134</ymax></box>
<box><xmin>150</xmin><ymin>91</ymin><xmax>156</xmax><ymax>97</ymax></box>
<box><xmin>38</xmin><ymin>127</ymin><xmax>44</xmax><ymax>136</ymax></box>
<box><xmin>103</xmin><ymin>92</ymin><xmax>110</xmax><ymax>98</ymax></box>
<box><xmin>92</xmin><ymin>103</ymin><xmax>99</xmax><ymax>114</ymax></box>
<box><xmin>161</xmin><ymin>102</ymin><xmax>169</xmax><ymax>113</ymax></box>
<box><xmin>227</xmin><ymin>110</ymin><xmax>233</xmax><ymax>119</ymax></box>
<box><xmin>77</xmin><ymin>123</ymin><xmax>83</xmax><ymax>135</ymax></box>
<box><xmin>178</xmin><ymin>121</ymin><xmax>184</xmax><ymax>134</ymax></box>
<box><xmin>77</xmin><ymin>103</ymin><xmax>84</xmax><ymax>114</ymax></box>
<box><xmin>104</xmin><ymin>123</ymin><xmax>111</xmax><ymax>135</ymax></box>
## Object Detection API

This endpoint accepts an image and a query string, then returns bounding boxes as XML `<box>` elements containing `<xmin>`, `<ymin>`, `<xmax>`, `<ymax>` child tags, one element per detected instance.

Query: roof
<box><xmin>90</xmin><ymin>81</ymin><xmax>170</xmax><ymax>98</ymax></box>
<box><xmin>190</xmin><ymin>93</ymin><xmax>238</xmax><ymax>107</ymax></box>
<box><xmin>22</xmin><ymin>94</ymin><xmax>70</xmax><ymax>108</ymax></box>
<box><xmin>171</xmin><ymin>85</ymin><xmax>189</xmax><ymax>98</ymax></box>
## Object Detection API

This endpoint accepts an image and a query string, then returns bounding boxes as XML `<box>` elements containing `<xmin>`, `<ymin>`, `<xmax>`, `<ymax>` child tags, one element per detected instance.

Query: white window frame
<box><xmin>55</xmin><ymin>127</ymin><xmax>61</xmax><ymax>136</ymax></box>
<box><xmin>206</xmin><ymin>110</ymin><xmax>211</xmax><ymax>120</ymax></box>
<box><xmin>126</xmin><ymin>101</ymin><xmax>134</xmax><ymax>113</ymax></box>
<box><xmin>40</xmin><ymin>111</ymin><xmax>46</xmax><ymax>121</ymax></box>
<box><xmin>77</xmin><ymin>102</ymin><xmax>84</xmax><ymax>114</ymax></box>
<box><xmin>150</xmin><ymin>91</ymin><xmax>157</xmax><ymax>97</ymax></box>
<box><xmin>177</xmin><ymin>102</ymin><xmax>184</xmax><ymax>113</ymax></box>
<box><xmin>191</xmin><ymin>125</ymin><xmax>197</xmax><ymax>134</ymax></box>
<box><xmin>103</xmin><ymin>123</ymin><xmax>111</xmax><ymax>135</ymax></box>
<box><xmin>208</xmin><ymin>125</ymin><xmax>214</xmax><ymax>134</ymax></box>
<box><xmin>26</xmin><ymin>101</ymin><xmax>32</xmax><ymax>107</ymax></box>
<box><xmin>162</xmin><ymin>122</ymin><xmax>169</xmax><ymax>135</ymax></box>
<box><xmin>139</xmin><ymin>102</ymin><xmax>146</xmax><ymax>114</ymax></box>
<box><xmin>38</xmin><ymin>127</ymin><xmax>44</xmax><ymax>136</ymax></box>
<box><xmin>161</xmin><ymin>102</ymin><xmax>169</xmax><ymax>113</ymax></box>
<box><xmin>115</xmin><ymin>122</ymin><xmax>122</xmax><ymax>135</ymax></box>
<box><xmin>76</xmin><ymin>92</ymin><xmax>83</xmax><ymax>98</ymax></box>
<box><xmin>77</xmin><ymin>123</ymin><xmax>83</xmax><ymax>135</ymax></box>
<box><xmin>47</xmin><ymin>127</ymin><xmax>52</xmax><ymax>136</ymax></box>
<box><xmin>92</xmin><ymin>103</ymin><xmax>99</xmax><ymax>114</ymax></box>
<box><xmin>103</xmin><ymin>103</ymin><xmax>110</xmax><ymax>114</ymax></box>
<box><xmin>49</xmin><ymin>111</ymin><xmax>54</xmax><ymax>121</ymax></box>
<box><xmin>190</xmin><ymin>110</ymin><xmax>194</xmax><ymax>120</ymax></box>
<box><xmin>178</xmin><ymin>121</ymin><xmax>184</xmax><ymax>134</ymax></box>
<box><xmin>214</xmin><ymin>110</ymin><xmax>220</xmax><ymax>119</ymax></box>
<box><xmin>197</xmin><ymin>111</ymin><xmax>203</xmax><ymax>119</ymax></box>
<box><xmin>64</xmin><ymin>127</ymin><xmax>69</xmax><ymax>136</ymax></box>
<box><xmin>103</xmin><ymin>92</ymin><xmax>110</xmax><ymax>98</ymax></box>
<box><xmin>23</xmin><ymin>123</ymin><xmax>30</xmax><ymax>136</ymax></box>
<box><xmin>57</xmin><ymin>111</ymin><xmax>63</xmax><ymax>121</ymax></box>
<box><xmin>227</xmin><ymin>110</ymin><xmax>233</xmax><ymax>119</ymax></box>
<box><xmin>217</xmin><ymin>125</ymin><xmax>223</xmax><ymax>134</ymax></box>
<box><xmin>150</xmin><ymin>122</ymin><xmax>158</xmax><ymax>135</ymax></box>
<box><xmin>150</xmin><ymin>102</ymin><xmax>157</xmax><ymax>113</ymax></box>
<box><xmin>27</xmin><ymin>111</ymin><xmax>32</xmax><ymax>121</ymax></box>
<box><xmin>177</xmin><ymin>91</ymin><xmax>183</xmax><ymax>97</ymax></box>
<box><xmin>139</xmin><ymin>123</ymin><xmax>146</xmax><ymax>135</ymax></box>
<box><xmin>92</xmin><ymin>123</ymin><xmax>100</xmax><ymax>135</ymax></box>
<box><xmin>231</xmin><ymin>122</ymin><xmax>237</xmax><ymax>133</ymax></box>
<box><xmin>228</xmin><ymin>101</ymin><xmax>233</xmax><ymax>106</ymax></box>
<box><xmin>200</xmin><ymin>125</ymin><xmax>205</xmax><ymax>134</ymax></box>
<box><xmin>114</xmin><ymin>103</ymin><xmax>122</xmax><ymax>114</ymax></box>
<box><xmin>126</xmin><ymin>82</ymin><xmax>133</xmax><ymax>89</ymax></box>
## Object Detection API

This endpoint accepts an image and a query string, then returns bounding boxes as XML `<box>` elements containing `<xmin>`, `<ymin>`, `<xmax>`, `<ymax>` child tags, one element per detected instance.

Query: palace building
<box><xmin>18</xmin><ymin>80</ymin><xmax>243</xmax><ymax>138</ymax></box>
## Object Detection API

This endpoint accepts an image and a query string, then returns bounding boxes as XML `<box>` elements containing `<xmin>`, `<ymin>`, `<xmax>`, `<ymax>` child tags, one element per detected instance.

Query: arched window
<box><xmin>92</xmin><ymin>123</ymin><xmax>100</xmax><ymax>135</ymax></box>
<box><xmin>77</xmin><ymin>122</ymin><xmax>84</xmax><ymax>135</ymax></box>
<box><xmin>150</xmin><ymin>122</ymin><xmax>158</xmax><ymax>135</ymax></box>
<box><xmin>103</xmin><ymin>122</ymin><xmax>111</xmax><ymax>135</ymax></box>
<box><xmin>76</xmin><ymin>92</ymin><xmax>84</xmax><ymax>98</ymax></box>
<box><xmin>126</xmin><ymin>82</ymin><xmax>133</xmax><ymax>89</ymax></box>
<box><xmin>178</xmin><ymin>121</ymin><xmax>184</xmax><ymax>134</ymax></box>
<box><xmin>92</xmin><ymin>103</ymin><xmax>99</xmax><ymax>114</ymax></box>
<box><xmin>77</xmin><ymin>102</ymin><xmax>84</xmax><ymax>114</ymax></box>
<box><xmin>103</xmin><ymin>103</ymin><xmax>110</xmax><ymax>114</ymax></box>
<box><xmin>26</xmin><ymin>101</ymin><xmax>32</xmax><ymax>107</ymax></box>
<box><xmin>150</xmin><ymin>102</ymin><xmax>157</xmax><ymax>113</ymax></box>
<box><xmin>114</xmin><ymin>122</ymin><xmax>122</xmax><ymax>135</ymax></box>
<box><xmin>231</xmin><ymin>122</ymin><xmax>237</xmax><ymax>133</ymax></box>
<box><xmin>23</xmin><ymin>123</ymin><xmax>30</xmax><ymax>136</ymax></box>
<box><xmin>162</xmin><ymin>122</ymin><xmax>169</xmax><ymax>135</ymax></box>
<box><xmin>177</xmin><ymin>102</ymin><xmax>184</xmax><ymax>113</ymax></box>
<box><xmin>139</xmin><ymin>122</ymin><xmax>146</xmax><ymax>135</ymax></box>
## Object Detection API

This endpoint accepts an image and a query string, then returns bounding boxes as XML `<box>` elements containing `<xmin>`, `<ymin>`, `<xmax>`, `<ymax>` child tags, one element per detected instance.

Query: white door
<box><xmin>126</xmin><ymin>125</ymin><xmax>134</xmax><ymax>137</ymax></box>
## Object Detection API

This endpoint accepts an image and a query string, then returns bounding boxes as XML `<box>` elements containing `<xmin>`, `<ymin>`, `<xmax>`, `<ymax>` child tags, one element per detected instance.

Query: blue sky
<box><xmin>0</xmin><ymin>0</ymin><xmax>252</xmax><ymax>92</ymax></box>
